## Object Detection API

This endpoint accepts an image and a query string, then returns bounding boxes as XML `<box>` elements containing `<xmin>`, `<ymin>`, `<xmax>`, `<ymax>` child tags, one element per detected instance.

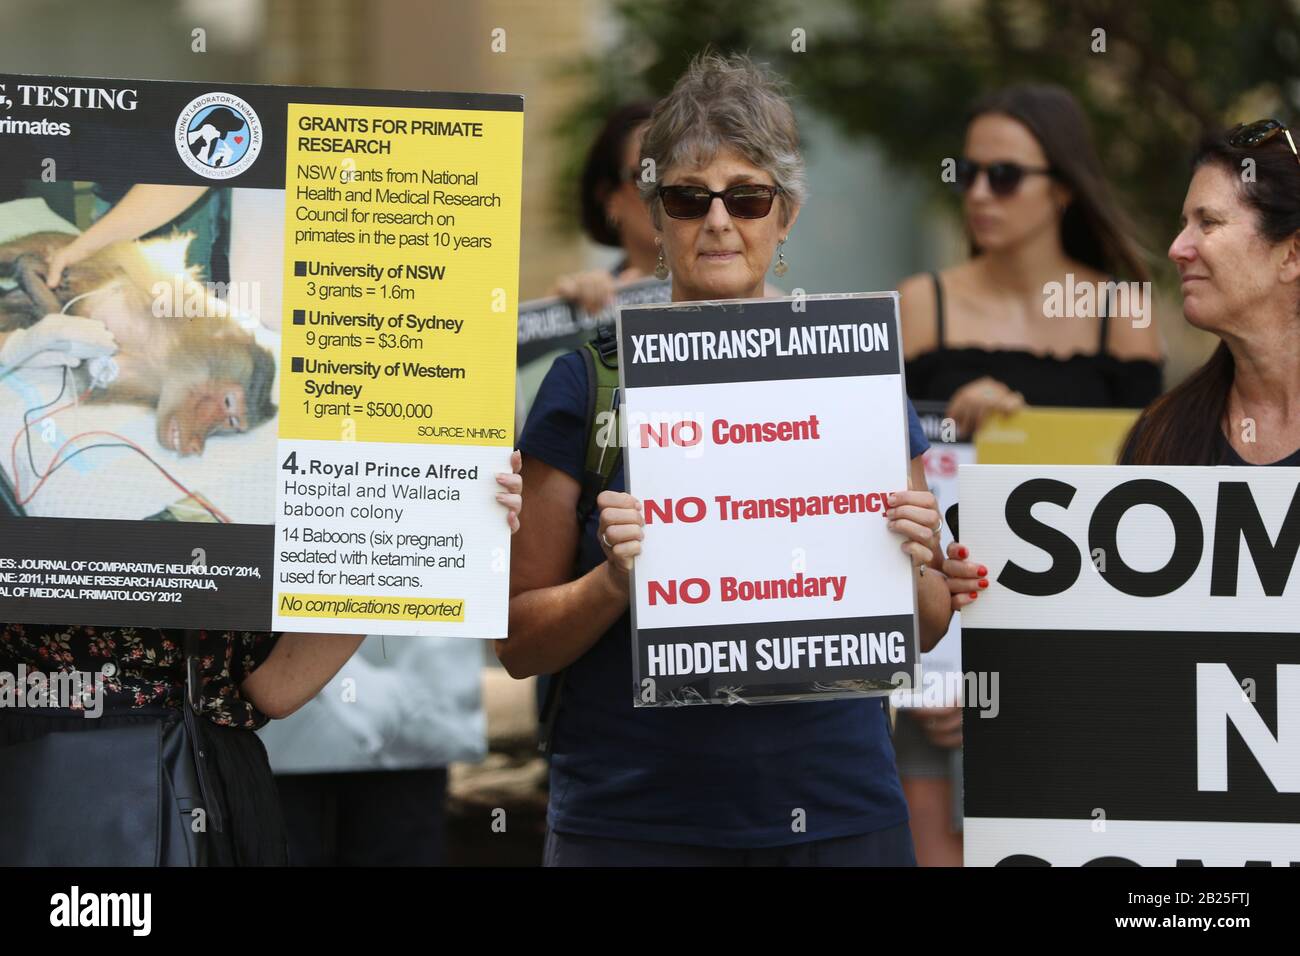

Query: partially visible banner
<box><xmin>517</xmin><ymin>276</ymin><xmax>670</xmax><ymax>366</ymax></box>
<box><xmin>0</xmin><ymin>74</ymin><xmax>523</xmax><ymax>637</ymax></box>
<box><xmin>893</xmin><ymin>401</ymin><xmax>972</xmax><ymax>707</ymax></box>
<box><xmin>514</xmin><ymin>277</ymin><xmax>669</xmax><ymax>430</ymax></box>
<box><xmin>960</xmin><ymin>464</ymin><xmax>1300</xmax><ymax>865</ymax></box>
<box><xmin>619</xmin><ymin>293</ymin><xmax>919</xmax><ymax>706</ymax></box>
<box><xmin>974</xmin><ymin>406</ymin><xmax>1139</xmax><ymax>465</ymax></box>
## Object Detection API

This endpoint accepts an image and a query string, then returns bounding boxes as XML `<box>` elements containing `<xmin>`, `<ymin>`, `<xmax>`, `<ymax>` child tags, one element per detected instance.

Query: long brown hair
<box><xmin>966</xmin><ymin>85</ymin><xmax>1150</xmax><ymax>282</ymax></box>
<box><xmin>1119</xmin><ymin>127</ymin><xmax>1300</xmax><ymax>465</ymax></box>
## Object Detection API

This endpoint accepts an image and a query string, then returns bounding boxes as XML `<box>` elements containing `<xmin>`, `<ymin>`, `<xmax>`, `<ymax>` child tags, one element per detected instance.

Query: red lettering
<box><xmin>648</xmin><ymin>578</ymin><xmax>710</xmax><ymax>605</ymax></box>
<box><xmin>640</xmin><ymin>422</ymin><xmax>670</xmax><ymax>448</ymax></box>
<box><xmin>644</xmin><ymin>497</ymin><xmax>707</xmax><ymax>524</ymax></box>
<box><xmin>671</xmin><ymin>420</ymin><xmax>701</xmax><ymax>446</ymax></box>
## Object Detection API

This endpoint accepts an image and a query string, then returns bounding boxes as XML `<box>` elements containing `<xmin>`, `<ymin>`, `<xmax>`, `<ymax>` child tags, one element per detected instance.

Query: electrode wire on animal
<box><xmin>9</xmin><ymin>365</ymin><xmax>230</xmax><ymax>521</ymax></box>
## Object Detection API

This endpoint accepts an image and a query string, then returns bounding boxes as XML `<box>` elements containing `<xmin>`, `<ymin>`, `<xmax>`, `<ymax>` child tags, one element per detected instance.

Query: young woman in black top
<box><xmin>900</xmin><ymin>85</ymin><xmax>1164</xmax><ymax>432</ymax></box>
<box><xmin>894</xmin><ymin>84</ymin><xmax>1164</xmax><ymax>866</ymax></box>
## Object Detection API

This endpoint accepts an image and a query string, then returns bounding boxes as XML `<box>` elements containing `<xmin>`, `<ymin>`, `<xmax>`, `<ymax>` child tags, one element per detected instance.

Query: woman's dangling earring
<box><xmin>654</xmin><ymin>243</ymin><xmax>669</xmax><ymax>280</ymax></box>
<box><xmin>773</xmin><ymin>238</ymin><xmax>789</xmax><ymax>278</ymax></box>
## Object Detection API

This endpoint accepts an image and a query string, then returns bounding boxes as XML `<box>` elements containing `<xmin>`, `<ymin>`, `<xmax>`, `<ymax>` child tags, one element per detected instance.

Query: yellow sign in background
<box><xmin>974</xmin><ymin>407</ymin><xmax>1140</xmax><ymax>465</ymax></box>
<box><xmin>279</xmin><ymin>103</ymin><xmax>522</xmax><ymax>445</ymax></box>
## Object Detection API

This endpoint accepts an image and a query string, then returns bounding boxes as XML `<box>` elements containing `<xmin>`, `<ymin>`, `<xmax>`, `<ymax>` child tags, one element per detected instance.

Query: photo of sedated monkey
<box><xmin>0</xmin><ymin>182</ymin><xmax>283</xmax><ymax>524</ymax></box>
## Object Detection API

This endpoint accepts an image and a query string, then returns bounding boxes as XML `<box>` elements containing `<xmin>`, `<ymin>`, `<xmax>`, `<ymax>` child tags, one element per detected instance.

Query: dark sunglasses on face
<box><xmin>657</xmin><ymin>183</ymin><xmax>782</xmax><ymax>219</ymax></box>
<box><xmin>954</xmin><ymin>158</ymin><xmax>1054</xmax><ymax>197</ymax></box>
<box><xmin>1226</xmin><ymin>119</ymin><xmax>1300</xmax><ymax>164</ymax></box>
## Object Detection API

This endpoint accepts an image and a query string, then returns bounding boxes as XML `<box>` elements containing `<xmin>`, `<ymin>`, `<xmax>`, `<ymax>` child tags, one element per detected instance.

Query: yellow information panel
<box><xmin>280</xmin><ymin>104</ymin><xmax>520</xmax><ymax>445</ymax></box>
<box><xmin>975</xmin><ymin>407</ymin><xmax>1140</xmax><ymax>465</ymax></box>
<box><xmin>272</xmin><ymin>96</ymin><xmax>523</xmax><ymax>637</ymax></box>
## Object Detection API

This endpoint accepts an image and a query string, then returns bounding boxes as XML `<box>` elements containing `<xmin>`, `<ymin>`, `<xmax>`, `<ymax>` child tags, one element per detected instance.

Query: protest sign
<box><xmin>892</xmin><ymin>401</ymin><xmax>972</xmax><ymax>707</ymax></box>
<box><xmin>514</xmin><ymin>277</ymin><xmax>669</xmax><ymax>429</ymax></box>
<box><xmin>974</xmin><ymin>407</ymin><xmax>1139</xmax><ymax>465</ymax></box>
<box><xmin>618</xmin><ymin>293</ymin><xmax>919</xmax><ymax>705</ymax></box>
<box><xmin>0</xmin><ymin>74</ymin><xmax>522</xmax><ymax>636</ymax></box>
<box><xmin>960</xmin><ymin>464</ymin><xmax>1300</xmax><ymax>865</ymax></box>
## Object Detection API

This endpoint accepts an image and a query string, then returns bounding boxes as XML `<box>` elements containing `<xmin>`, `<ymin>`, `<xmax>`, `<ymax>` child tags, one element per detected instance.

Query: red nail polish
<box><xmin>977</xmin><ymin>565</ymin><xmax>988</xmax><ymax>576</ymax></box>
<box><xmin>968</xmin><ymin>592</ymin><xmax>978</xmax><ymax>599</ymax></box>
<box><xmin>978</xmin><ymin>579</ymin><xmax>989</xmax><ymax>589</ymax></box>
<box><xmin>957</xmin><ymin>547</ymin><xmax>968</xmax><ymax>559</ymax></box>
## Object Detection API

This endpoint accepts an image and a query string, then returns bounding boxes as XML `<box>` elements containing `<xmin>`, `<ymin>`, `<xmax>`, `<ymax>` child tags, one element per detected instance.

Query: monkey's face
<box><xmin>158</xmin><ymin>379</ymin><xmax>249</xmax><ymax>456</ymax></box>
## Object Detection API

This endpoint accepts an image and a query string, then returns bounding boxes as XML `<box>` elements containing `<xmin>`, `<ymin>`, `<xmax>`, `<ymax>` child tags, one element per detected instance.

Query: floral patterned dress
<box><xmin>0</xmin><ymin>623</ymin><xmax>279</xmax><ymax>728</ymax></box>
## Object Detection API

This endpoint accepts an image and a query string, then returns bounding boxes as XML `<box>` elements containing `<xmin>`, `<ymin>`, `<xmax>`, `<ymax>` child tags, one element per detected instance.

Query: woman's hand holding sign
<box><xmin>884</xmin><ymin>488</ymin><xmax>942</xmax><ymax>566</ymax></box>
<box><xmin>597</xmin><ymin>490</ymin><xmax>644</xmax><ymax>588</ymax></box>
<box><xmin>942</xmin><ymin>541</ymin><xmax>988</xmax><ymax>610</ymax></box>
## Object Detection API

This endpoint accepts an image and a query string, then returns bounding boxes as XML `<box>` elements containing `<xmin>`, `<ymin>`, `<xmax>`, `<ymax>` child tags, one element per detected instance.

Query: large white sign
<box><xmin>619</xmin><ymin>294</ymin><xmax>919</xmax><ymax>706</ymax></box>
<box><xmin>960</xmin><ymin>465</ymin><xmax>1300</xmax><ymax>866</ymax></box>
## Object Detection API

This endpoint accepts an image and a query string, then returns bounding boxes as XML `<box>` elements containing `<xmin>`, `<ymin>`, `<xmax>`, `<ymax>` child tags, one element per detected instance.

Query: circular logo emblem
<box><xmin>174</xmin><ymin>92</ymin><xmax>262</xmax><ymax>179</ymax></box>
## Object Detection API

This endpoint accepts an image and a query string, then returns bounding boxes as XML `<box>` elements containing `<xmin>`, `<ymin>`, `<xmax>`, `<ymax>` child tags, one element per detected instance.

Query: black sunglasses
<box><xmin>954</xmin><ymin>158</ymin><xmax>1054</xmax><ymax>197</ymax></box>
<box><xmin>1226</xmin><ymin>119</ymin><xmax>1300</xmax><ymax>164</ymax></box>
<box><xmin>657</xmin><ymin>183</ymin><xmax>782</xmax><ymax>219</ymax></box>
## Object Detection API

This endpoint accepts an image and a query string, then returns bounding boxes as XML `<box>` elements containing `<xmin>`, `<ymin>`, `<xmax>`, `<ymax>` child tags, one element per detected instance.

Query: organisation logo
<box><xmin>174</xmin><ymin>92</ymin><xmax>262</xmax><ymax>179</ymax></box>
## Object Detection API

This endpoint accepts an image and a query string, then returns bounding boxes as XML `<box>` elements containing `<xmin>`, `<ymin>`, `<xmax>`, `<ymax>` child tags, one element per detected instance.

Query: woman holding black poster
<box><xmin>507</xmin><ymin>52</ymin><xmax>954</xmax><ymax>866</ymax></box>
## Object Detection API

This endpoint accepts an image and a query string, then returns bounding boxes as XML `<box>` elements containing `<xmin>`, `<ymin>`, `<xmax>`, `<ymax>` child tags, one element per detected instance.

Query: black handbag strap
<box><xmin>181</xmin><ymin>629</ymin><xmax>224</xmax><ymax>835</ymax></box>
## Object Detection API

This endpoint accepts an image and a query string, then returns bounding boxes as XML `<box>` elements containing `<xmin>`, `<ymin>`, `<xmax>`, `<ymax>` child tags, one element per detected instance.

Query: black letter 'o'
<box><xmin>1089</xmin><ymin>479</ymin><xmax>1202</xmax><ymax>597</ymax></box>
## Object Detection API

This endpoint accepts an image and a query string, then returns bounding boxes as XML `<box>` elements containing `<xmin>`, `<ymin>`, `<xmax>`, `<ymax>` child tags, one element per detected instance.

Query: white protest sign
<box><xmin>960</xmin><ymin>465</ymin><xmax>1300</xmax><ymax>866</ymax></box>
<box><xmin>618</xmin><ymin>293</ymin><xmax>919</xmax><ymax>706</ymax></box>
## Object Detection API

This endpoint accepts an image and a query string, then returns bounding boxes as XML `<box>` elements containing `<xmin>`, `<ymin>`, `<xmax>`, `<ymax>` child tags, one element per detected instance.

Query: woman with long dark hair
<box><xmin>1119</xmin><ymin>121</ymin><xmax>1300</xmax><ymax>467</ymax></box>
<box><xmin>894</xmin><ymin>84</ymin><xmax>1165</xmax><ymax>866</ymax></box>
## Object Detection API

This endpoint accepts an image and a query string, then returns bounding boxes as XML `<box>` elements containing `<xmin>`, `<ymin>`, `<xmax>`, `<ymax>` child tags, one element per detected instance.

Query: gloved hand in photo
<box><xmin>0</xmin><ymin>312</ymin><xmax>117</xmax><ymax>370</ymax></box>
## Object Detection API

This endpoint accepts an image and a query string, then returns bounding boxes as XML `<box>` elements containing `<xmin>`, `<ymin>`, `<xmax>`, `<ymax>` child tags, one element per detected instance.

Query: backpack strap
<box><xmin>539</xmin><ymin>332</ymin><xmax>622</xmax><ymax>756</ymax></box>
<box><xmin>575</xmin><ymin>326</ymin><xmax>622</xmax><ymax>529</ymax></box>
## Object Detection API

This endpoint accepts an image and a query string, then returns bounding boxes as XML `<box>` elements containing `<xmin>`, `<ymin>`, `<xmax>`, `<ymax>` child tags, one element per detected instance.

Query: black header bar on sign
<box><xmin>635</xmin><ymin>612</ymin><xmax>915</xmax><ymax>695</ymax></box>
<box><xmin>0</xmin><ymin>73</ymin><xmax>521</xmax><ymax>190</ymax></box>
<box><xmin>963</xmin><ymin>627</ymin><xmax>1300</xmax><ymax>826</ymax></box>
<box><xmin>617</xmin><ymin>294</ymin><xmax>902</xmax><ymax>389</ymax></box>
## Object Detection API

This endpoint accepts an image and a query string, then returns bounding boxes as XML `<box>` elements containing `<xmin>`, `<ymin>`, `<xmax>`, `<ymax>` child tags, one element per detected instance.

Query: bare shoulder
<box><xmin>1098</xmin><ymin>269</ymin><xmax>1164</xmax><ymax>362</ymax></box>
<box><xmin>897</xmin><ymin>271</ymin><xmax>939</xmax><ymax>360</ymax></box>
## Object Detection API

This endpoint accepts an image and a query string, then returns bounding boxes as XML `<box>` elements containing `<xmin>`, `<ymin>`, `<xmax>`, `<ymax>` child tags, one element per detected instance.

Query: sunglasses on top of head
<box><xmin>953</xmin><ymin>158</ymin><xmax>1055</xmax><ymax>197</ymax></box>
<box><xmin>657</xmin><ymin>183</ymin><xmax>782</xmax><ymax>219</ymax></box>
<box><xmin>1226</xmin><ymin>119</ymin><xmax>1300</xmax><ymax>165</ymax></box>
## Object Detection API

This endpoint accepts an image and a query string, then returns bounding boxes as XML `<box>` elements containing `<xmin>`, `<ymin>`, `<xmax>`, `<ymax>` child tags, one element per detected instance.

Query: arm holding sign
<box><xmin>889</xmin><ymin>455</ymin><xmax>953</xmax><ymax>652</ymax></box>
<box><xmin>241</xmin><ymin>633</ymin><xmax>366</xmax><ymax>719</ymax></box>
<box><xmin>498</xmin><ymin>460</ymin><xmax>636</xmax><ymax>678</ymax></box>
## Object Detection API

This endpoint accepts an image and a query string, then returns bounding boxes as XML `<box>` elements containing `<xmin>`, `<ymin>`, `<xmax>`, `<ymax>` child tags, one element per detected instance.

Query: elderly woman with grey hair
<box><xmin>503</xmin><ymin>53</ymin><xmax>952</xmax><ymax>866</ymax></box>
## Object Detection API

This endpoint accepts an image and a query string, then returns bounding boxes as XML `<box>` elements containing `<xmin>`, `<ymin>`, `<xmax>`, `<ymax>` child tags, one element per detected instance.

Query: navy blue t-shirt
<box><xmin>519</xmin><ymin>350</ymin><xmax>931</xmax><ymax>848</ymax></box>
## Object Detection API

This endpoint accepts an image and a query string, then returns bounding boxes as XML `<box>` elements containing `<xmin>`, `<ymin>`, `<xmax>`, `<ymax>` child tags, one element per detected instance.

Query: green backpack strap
<box><xmin>539</xmin><ymin>326</ymin><xmax>621</xmax><ymax>756</ymax></box>
<box><xmin>575</xmin><ymin>324</ymin><xmax>622</xmax><ymax>529</ymax></box>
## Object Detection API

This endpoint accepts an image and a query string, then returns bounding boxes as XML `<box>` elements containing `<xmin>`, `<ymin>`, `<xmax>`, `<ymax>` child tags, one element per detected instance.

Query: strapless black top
<box><xmin>904</xmin><ymin>272</ymin><xmax>1162</xmax><ymax>409</ymax></box>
